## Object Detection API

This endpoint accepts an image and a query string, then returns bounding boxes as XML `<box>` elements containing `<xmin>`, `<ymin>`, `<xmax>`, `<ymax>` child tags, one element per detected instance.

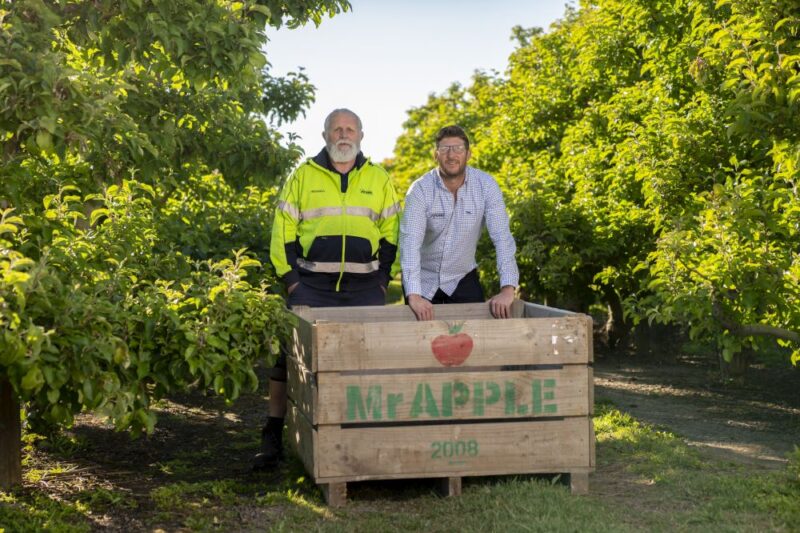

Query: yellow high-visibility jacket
<box><xmin>270</xmin><ymin>150</ymin><xmax>400</xmax><ymax>292</ymax></box>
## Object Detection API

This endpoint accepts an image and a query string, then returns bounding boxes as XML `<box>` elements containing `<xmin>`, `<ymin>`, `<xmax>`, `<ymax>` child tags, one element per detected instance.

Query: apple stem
<box><xmin>448</xmin><ymin>321</ymin><xmax>464</xmax><ymax>335</ymax></box>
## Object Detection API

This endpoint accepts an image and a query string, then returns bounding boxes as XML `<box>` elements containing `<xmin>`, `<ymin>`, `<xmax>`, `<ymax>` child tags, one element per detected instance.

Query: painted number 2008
<box><xmin>430</xmin><ymin>439</ymin><xmax>479</xmax><ymax>459</ymax></box>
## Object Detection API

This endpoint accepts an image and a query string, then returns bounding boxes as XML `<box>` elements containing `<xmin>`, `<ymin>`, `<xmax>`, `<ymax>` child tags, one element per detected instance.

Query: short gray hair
<box><xmin>324</xmin><ymin>108</ymin><xmax>363</xmax><ymax>134</ymax></box>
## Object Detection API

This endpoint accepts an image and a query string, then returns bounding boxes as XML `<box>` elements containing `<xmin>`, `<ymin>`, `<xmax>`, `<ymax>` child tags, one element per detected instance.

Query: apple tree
<box><xmin>1</xmin><ymin>0</ymin><xmax>350</xmax><ymax>487</ymax></box>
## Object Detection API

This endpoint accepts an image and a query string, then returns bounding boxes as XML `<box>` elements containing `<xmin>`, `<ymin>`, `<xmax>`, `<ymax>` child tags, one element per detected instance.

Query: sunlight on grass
<box><xmin>285</xmin><ymin>488</ymin><xmax>333</xmax><ymax>518</ymax></box>
<box><xmin>149</xmin><ymin>479</ymin><xmax>241</xmax><ymax>510</ymax></box>
<box><xmin>0</xmin><ymin>490</ymin><xmax>90</xmax><ymax>533</ymax></box>
<box><xmin>155</xmin><ymin>458</ymin><xmax>193</xmax><ymax>476</ymax></box>
<box><xmin>593</xmin><ymin>401</ymin><xmax>800</xmax><ymax>530</ymax></box>
<box><xmin>594</xmin><ymin>401</ymin><xmax>705</xmax><ymax>481</ymax></box>
<box><xmin>75</xmin><ymin>487</ymin><xmax>138</xmax><ymax>511</ymax></box>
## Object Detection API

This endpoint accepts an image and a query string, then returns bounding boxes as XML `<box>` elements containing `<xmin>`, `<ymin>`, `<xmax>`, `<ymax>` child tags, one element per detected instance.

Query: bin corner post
<box><xmin>567</xmin><ymin>472</ymin><xmax>589</xmax><ymax>495</ymax></box>
<box><xmin>321</xmin><ymin>482</ymin><xmax>347</xmax><ymax>507</ymax></box>
<box><xmin>0</xmin><ymin>377</ymin><xmax>22</xmax><ymax>491</ymax></box>
<box><xmin>437</xmin><ymin>477</ymin><xmax>462</xmax><ymax>497</ymax></box>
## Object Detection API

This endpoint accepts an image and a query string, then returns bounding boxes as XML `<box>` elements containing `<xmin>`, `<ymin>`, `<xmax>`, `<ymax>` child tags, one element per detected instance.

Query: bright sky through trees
<box><xmin>267</xmin><ymin>1</ymin><xmax>572</xmax><ymax>162</ymax></box>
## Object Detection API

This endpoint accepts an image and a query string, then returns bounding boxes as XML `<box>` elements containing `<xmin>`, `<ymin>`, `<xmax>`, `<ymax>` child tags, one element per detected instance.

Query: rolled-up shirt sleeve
<box><xmin>484</xmin><ymin>178</ymin><xmax>519</xmax><ymax>289</ymax></box>
<box><xmin>399</xmin><ymin>182</ymin><xmax>427</xmax><ymax>296</ymax></box>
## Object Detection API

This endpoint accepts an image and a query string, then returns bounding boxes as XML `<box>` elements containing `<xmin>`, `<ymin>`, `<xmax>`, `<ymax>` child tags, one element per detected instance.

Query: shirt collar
<box><xmin>435</xmin><ymin>166</ymin><xmax>470</xmax><ymax>190</ymax></box>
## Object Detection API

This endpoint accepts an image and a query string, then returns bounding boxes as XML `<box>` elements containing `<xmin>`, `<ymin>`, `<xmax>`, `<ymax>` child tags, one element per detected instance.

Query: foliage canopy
<box><xmin>1</xmin><ymin>0</ymin><xmax>350</xmax><ymax>434</ymax></box>
<box><xmin>390</xmin><ymin>0</ymin><xmax>800</xmax><ymax>366</ymax></box>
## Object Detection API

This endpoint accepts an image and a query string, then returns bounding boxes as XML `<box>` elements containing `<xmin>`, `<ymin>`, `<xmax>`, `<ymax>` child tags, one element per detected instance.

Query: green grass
<box><xmin>3</xmin><ymin>403</ymin><xmax>798</xmax><ymax>532</ymax></box>
<box><xmin>592</xmin><ymin>402</ymin><xmax>800</xmax><ymax>531</ymax></box>
<box><xmin>0</xmin><ymin>491</ymin><xmax>90</xmax><ymax>533</ymax></box>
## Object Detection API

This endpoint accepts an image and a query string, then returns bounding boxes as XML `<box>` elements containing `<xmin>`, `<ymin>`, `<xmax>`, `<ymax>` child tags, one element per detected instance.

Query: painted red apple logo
<box><xmin>431</xmin><ymin>322</ymin><xmax>473</xmax><ymax>367</ymax></box>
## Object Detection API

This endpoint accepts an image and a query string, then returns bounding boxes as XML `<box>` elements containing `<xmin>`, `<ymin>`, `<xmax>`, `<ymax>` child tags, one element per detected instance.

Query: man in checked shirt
<box><xmin>399</xmin><ymin>125</ymin><xmax>519</xmax><ymax>321</ymax></box>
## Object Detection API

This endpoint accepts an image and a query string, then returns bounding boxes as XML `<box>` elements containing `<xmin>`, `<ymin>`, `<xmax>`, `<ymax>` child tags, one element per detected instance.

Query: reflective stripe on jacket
<box><xmin>270</xmin><ymin>155</ymin><xmax>400</xmax><ymax>292</ymax></box>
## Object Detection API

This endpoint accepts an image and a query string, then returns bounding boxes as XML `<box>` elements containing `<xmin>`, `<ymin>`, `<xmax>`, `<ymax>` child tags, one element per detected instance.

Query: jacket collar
<box><xmin>312</xmin><ymin>148</ymin><xmax>367</xmax><ymax>174</ymax></box>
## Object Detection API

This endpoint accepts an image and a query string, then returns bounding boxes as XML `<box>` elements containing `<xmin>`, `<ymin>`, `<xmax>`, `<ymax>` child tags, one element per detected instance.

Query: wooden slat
<box><xmin>286</xmin><ymin>356</ymin><xmax>316</xmax><ymax>424</ymax></box>
<box><xmin>316</xmin><ymin>367</ymin><xmax>591</xmax><ymax>424</ymax></box>
<box><xmin>315</xmin><ymin>417</ymin><xmax>592</xmax><ymax>480</ymax></box>
<box><xmin>313</xmin><ymin>315</ymin><xmax>593</xmax><ymax>371</ymax></box>
<box><xmin>291</xmin><ymin>305</ymin><xmax>313</xmax><ymax>320</ymax></box>
<box><xmin>293</xmin><ymin>302</ymin><xmax>494</xmax><ymax>323</ymax></box>
<box><xmin>286</xmin><ymin>403</ymin><xmax>317</xmax><ymax>478</ymax></box>
<box><xmin>290</xmin><ymin>314</ymin><xmax>316</xmax><ymax>370</ymax></box>
<box><xmin>293</xmin><ymin>300</ymin><xmax>576</xmax><ymax>324</ymax></box>
<box><xmin>296</xmin><ymin>303</ymin><xmax>415</xmax><ymax>322</ymax></box>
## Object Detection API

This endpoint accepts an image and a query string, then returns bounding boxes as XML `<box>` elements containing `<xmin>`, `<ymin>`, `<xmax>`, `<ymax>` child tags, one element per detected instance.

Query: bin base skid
<box><xmin>315</xmin><ymin>472</ymin><xmax>588</xmax><ymax>507</ymax></box>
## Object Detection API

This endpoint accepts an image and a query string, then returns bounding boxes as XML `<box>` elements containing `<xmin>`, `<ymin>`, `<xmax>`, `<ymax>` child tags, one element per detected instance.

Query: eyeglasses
<box><xmin>436</xmin><ymin>144</ymin><xmax>467</xmax><ymax>155</ymax></box>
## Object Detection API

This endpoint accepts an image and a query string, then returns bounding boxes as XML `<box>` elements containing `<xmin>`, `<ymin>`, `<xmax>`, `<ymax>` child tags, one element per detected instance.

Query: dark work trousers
<box><xmin>430</xmin><ymin>269</ymin><xmax>485</xmax><ymax>304</ymax></box>
<box><xmin>288</xmin><ymin>282</ymin><xmax>385</xmax><ymax>307</ymax></box>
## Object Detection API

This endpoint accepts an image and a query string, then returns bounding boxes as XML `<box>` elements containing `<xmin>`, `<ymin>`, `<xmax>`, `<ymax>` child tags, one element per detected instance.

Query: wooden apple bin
<box><xmin>286</xmin><ymin>300</ymin><xmax>595</xmax><ymax>506</ymax></box>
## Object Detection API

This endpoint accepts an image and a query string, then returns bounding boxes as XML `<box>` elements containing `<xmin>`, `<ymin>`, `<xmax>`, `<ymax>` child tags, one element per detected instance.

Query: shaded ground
<box><xmin>15</xmin><ymin>348</ymin><xmax>800</xmax><ymax>531</ymax></box>
<box><xmin>594</xmin><ymin>352</ymin><xmax>800</xmax><ymax>470</ymax></box>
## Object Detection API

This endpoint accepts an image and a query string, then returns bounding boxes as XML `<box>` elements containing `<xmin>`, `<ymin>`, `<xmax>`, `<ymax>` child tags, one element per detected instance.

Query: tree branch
<box><xmin>712</xmin><ymin>298</ymin><xmax>800</xmax><ymax>343</ymax></box>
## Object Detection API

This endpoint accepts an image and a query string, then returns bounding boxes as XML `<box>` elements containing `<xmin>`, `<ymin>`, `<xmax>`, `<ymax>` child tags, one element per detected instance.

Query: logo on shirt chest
<box><xmin>359</xmin><ymin>189</ymin><xmax>373</xmax><ymax>195</ymax></box>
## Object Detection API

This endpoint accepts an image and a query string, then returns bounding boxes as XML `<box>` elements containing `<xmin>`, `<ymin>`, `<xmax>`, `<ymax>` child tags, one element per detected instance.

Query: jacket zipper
<box><xmin>335</xmin><ymin>170</ymin><xmax>349</xmax><ymax>292</ymax></box>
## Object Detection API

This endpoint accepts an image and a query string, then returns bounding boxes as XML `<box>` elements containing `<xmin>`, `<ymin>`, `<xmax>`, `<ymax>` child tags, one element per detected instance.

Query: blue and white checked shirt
<box><xmin>400</xmin><ymin>166</ymin><xmax>519</xmax><ymax>299</ymax></box>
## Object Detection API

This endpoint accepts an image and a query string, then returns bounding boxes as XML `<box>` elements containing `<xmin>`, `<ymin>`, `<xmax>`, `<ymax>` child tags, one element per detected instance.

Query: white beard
<box><xmin>327</xmin><ymin>140</ymin><xmax>359</xmax><ymax>163</ymax></box>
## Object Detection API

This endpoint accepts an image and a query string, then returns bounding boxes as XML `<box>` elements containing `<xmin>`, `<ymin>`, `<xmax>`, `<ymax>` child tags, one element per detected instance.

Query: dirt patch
<box><xmin>595</xmin><ymin>352</ymin><xmax>800</xmax><ymax>469</ymax></box>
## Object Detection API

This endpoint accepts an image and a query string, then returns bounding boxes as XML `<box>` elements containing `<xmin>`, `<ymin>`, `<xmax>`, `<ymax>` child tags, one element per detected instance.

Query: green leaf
<box><xmin>213</xmin><ymin>374</ymin><xmax>225</xmax><ymax>394</ymax></box>
<box><xmin>207</xmin><ymin>335</ymin><xmax>227</xmax><ymax>351</ymax></box>
<box><xmin>0</xmin><ymin>58</ymin><xmax>22</xmax><ymax>69</ymax></box>
<box><xmin>113</xmin><ymin>344</ymin><xmax>130</xmax><ymax>367</ymax></box>
<box><xmin>82</xmin><ymin>379</ymin><xmax>95</xmax><ymax>403</ymax></box>
<box><xmin>249</xmin><ymin>5</ymin><xmax>271</xmax><ymax>16</ymax></box>
<box><xmin>21</xmin><ymin>367</ymin><xmax>45</xmax><ymax>391</ymax></box>
<box><xmin>90</xmin><ymin>208</ymin><xmax>110</xmax><ymax>226</ymax></box>
<box><xmin>47</xmin><ymin>388</ymin><xmax>60</xmax><ymax>403</ymax></box>
<box><xmin>36</xmin><ymin>130</ymin><xmax>53</xmax><ymax>152</ymax></box>
<box><xmin>40</xmin><ymin>115</ymin><xmax>57</xmax><ymax>134</ymax></box>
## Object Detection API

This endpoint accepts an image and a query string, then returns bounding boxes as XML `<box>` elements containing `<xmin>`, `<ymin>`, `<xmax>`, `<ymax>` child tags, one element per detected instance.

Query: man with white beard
<box><xmin>254</xmin><ymin>108</ymin><xmax>400</xmax><ymax>470</ymax></box>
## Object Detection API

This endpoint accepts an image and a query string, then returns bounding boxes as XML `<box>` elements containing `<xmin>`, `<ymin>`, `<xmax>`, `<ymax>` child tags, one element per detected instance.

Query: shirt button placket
<box><xmin>438</xmin><ymin>193</ymin><xmax>456</xmax><ymax>292</ymax></box>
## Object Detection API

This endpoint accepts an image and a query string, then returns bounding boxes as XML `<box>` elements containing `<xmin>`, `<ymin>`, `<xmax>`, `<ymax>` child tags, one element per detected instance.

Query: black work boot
<box><xmin>252</xmin><ymin>426</ymin><xmax>283</xmax><ymax>470</ymax></box>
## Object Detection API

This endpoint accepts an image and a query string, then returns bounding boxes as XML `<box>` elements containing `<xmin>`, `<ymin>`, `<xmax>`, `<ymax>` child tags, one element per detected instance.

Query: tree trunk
<box><xmin>719</xmin><ymin>350</ymin><xmax>751</xmax><ymax>382</ymax></box>
<box><xmin>0</xmin><ymin>378</ymin><xmax>22</xmax><ymax>490</ymax></box>
<box><xmin>601</xmin><ymin>286</ymin><xmax>631</xmax><ymax>349</ymax></box>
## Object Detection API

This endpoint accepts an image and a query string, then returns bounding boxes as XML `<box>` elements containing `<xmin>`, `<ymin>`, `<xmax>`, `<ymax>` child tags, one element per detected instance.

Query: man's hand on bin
<box><xmin>489</xmin><ymin>285</ymin><xmax>516</xmax><ymax>319</ymax></box>
<box><xmin>408</xmin><ymin>293</ymin><xmax>434</xmax><ymax>321</ymax></box>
